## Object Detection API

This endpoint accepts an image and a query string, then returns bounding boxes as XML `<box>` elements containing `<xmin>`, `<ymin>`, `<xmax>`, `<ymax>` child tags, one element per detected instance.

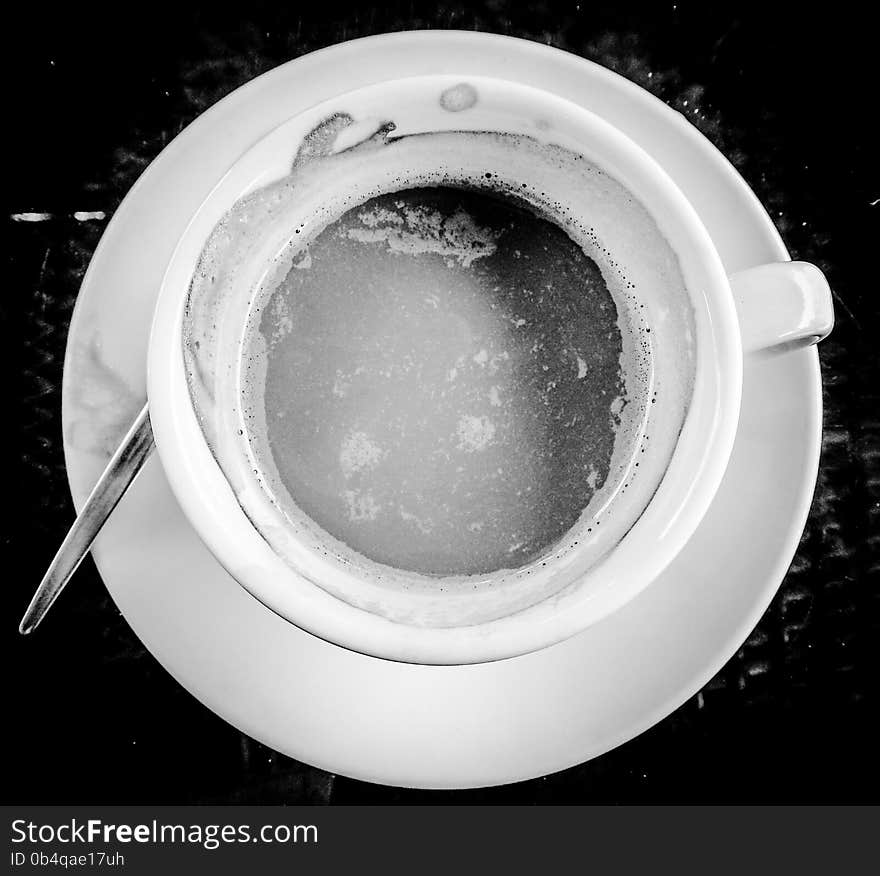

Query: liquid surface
<box><xmin>183</xmin><ymin>118</ymin><xmax>695</xmax><ymax>625</ymax></box>
<box><xmin>256</xmin><ymin>187</ymin><xmax>625</xmax><ymax>575</ymax></box>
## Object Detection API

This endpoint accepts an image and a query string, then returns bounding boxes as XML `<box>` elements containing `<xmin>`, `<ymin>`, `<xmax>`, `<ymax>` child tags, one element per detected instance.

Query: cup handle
<box><xmin>729</xmin><ymin>261</ymin><xmax>834</xmax><ymax>355</ymax></box>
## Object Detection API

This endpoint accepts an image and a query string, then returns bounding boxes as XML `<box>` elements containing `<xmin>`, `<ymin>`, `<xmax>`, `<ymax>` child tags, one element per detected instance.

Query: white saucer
<box><xmin>61</xmin><ymin>32</ymin><xmax>821</xmax><ymax>789</ymax></box>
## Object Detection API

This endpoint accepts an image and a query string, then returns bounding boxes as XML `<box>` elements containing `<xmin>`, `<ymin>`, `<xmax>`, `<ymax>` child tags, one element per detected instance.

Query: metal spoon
<box><xmin>19</xmin><ymin>403</ymin><xmax>155</xmax><ymax>635</ymax></box>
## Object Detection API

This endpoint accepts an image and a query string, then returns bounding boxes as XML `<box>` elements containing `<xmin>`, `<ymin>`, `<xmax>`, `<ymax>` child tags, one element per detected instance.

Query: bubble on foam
<box><xmin>292</xmin><ymin>251</ymin><xmax>312</xmax><ymax>270</ymax></box>
<box><xmin>182</xmin><ymin>117</ymin><xmax>695</xmax><ymax>627</ymax></box>
<box><xmin>343</xmin><ymin>201</ymin><xmax>500</xmax><ymax>266</ymax></box>
<box><xmin>456</xmin><ymin>415</ymin><xmax>496</xmax><ymax>452</ymax></box>
<box><xmin>339</xmin><ymin>430</ymin><xmax>385</xmax><ymax>478</ymax></box>
<box><xmin>439</xmin><ymin>82</ymin><xmax>478</xmax><ymax>113</ymax></box>
<box><xmin>343</xmin><ymin>489</ymin><xmax>381</xmax><ymax>521</ymax></box>
<box><xmin>292</xmin><ymin>112</ymin><xmax>355</xmax><ymax>168</ymax></box>
<box><xmin>400</xmin><ymin>507</ymin><xmax>434</xmax><ymax>535</ymax></box>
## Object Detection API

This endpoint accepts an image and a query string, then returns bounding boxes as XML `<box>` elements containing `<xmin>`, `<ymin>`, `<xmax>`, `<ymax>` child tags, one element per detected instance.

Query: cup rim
<box><xmin>147</xmin><ymin>33</ymin><xmax>742</xmax><ymax>664</ymax></box>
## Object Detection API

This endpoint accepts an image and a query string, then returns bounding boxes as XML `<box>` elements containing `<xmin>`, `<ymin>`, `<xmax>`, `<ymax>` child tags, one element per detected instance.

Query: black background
<box><xmin>5</xmin><ymin>1</ymin><xmax>878</xmax><ymax>803</ymax></box>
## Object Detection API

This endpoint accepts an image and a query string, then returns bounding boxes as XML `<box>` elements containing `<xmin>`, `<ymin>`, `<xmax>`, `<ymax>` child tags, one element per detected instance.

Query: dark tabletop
<box><xmin>5</xmin><ymin>0</ymin><xmax>879</xmax><ymax>803</ymax></box>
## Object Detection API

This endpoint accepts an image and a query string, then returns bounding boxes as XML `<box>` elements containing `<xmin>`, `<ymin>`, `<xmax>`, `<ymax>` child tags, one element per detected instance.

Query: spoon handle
<box><xmin>19</xmin><ymin>403</ymin><xmax>155</xmax><ymax>635</ymax></box>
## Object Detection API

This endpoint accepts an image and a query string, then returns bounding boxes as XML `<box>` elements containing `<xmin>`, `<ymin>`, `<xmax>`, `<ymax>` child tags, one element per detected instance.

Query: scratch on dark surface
<box><xmin>36</xmin><ymin>247</ymin><xmax>51</xmax><ymax>290</ymax></box>
<box><xmin>11</xmin><ymin>211</ymin><xmax>108</xmax><ymax>223</ymax></box>
<box><xmin>12</xmin><ymin>212</ymin><xmax>53</xmax><ymax>222</ymax></box>
<box><xmin>710</xmin><ymin>19</ymin><xmax>741</xmax><ymax>64</ymax></box>
<box><xmin>239</xmin><ymin>735</ymin><xmax>252</xmax><ymax>769</ymax></box>
<box><xmin>829</xmin><ymin>288</ymin><xmax>862</xmax><ymax>332</ymax></box>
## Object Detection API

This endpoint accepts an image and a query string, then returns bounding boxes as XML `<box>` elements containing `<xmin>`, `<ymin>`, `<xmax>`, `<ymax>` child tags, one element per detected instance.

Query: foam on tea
<box><xmin>256</xmin><ymin>186</ymin><xmax>626</xmax><ymax>575</ymax></box>
<box><xmin>183</xmin><ymin>115</ymin><xmax>695</xmax><ymax>626</ymax></box>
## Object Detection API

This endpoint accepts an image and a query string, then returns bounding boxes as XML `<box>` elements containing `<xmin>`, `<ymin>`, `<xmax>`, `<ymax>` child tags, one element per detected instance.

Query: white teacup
<box><xmin>148</xmin><ymin>39</ymin><xmax>832</xmax><ymax>665</ymax></box>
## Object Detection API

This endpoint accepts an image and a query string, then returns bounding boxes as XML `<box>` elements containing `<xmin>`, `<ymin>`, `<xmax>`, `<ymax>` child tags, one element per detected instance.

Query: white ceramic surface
<box><xmin>62</xmin><ymin>32</ymin><xmax>823</xmax><ymax>788</ymax></box>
